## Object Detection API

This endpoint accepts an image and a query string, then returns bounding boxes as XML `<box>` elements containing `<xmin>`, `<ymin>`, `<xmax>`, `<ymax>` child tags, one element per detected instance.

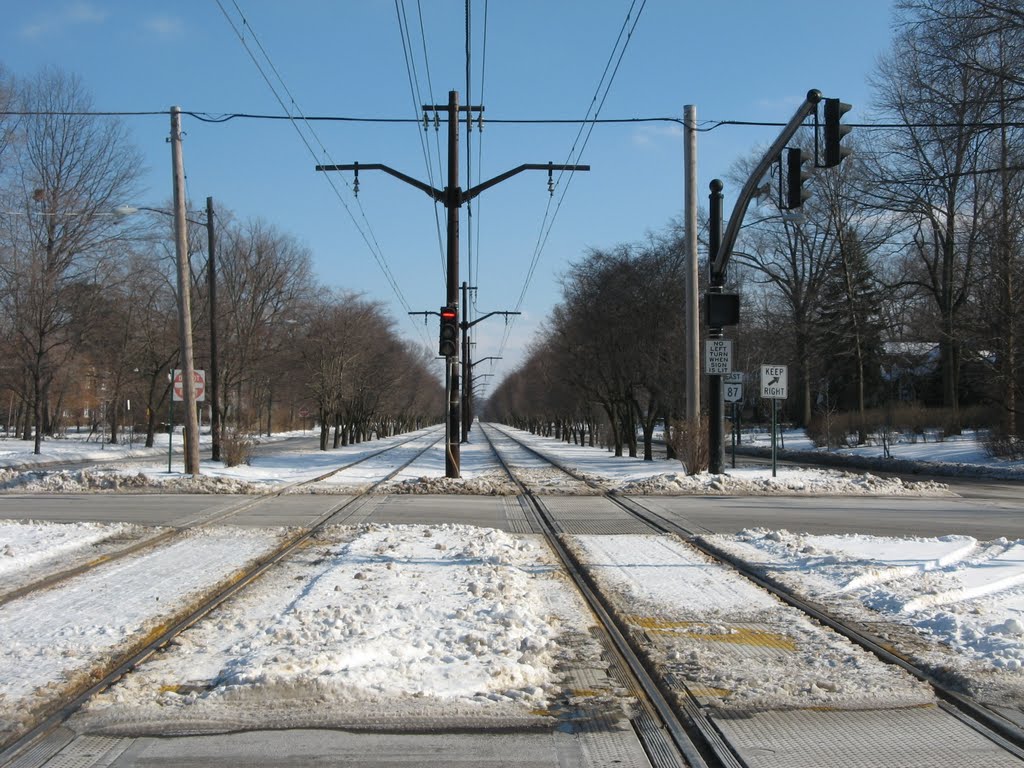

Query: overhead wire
<box><xmin>497</xmin><ymin>0</ymin><xmax>647</xmax><ymax>360</ymax></box>
<box><xmin>214</xmin><ymin>0</ymin><xmax>432</xmax><ymax>350</ymax></box>
<box><xmin>472</xmin><ymin>0</ymin><xmax>489</xmax><ymax>316</ymax></box>
<box><xmin>395</xmin><ymin>0</ymin><xmax>446</xmax><ymax>282</ymax></box>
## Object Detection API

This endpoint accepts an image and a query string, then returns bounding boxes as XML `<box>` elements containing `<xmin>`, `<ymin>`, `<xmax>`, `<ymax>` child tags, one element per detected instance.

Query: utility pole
<box><xmin>318</xmin><ymin>90</ymin><xmax>587</xmax><ymax>478</ymax></box>
<box><xmin>684</xmin><ymin>105</ymin><xmax>700</xmax><ymax>424</ymax></box>
<box><xmin>170</xmin><ymin>106</ymin><xmax>200</xmax><ymax>475</ymax></box>
<box><xmin>206</xmin><ymin>196</ymin><xmax>221</xmax><ymax>463</ymax></box>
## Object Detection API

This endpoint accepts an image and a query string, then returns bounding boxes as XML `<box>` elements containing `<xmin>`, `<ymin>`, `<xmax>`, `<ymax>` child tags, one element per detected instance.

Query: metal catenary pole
<box><xmin>316</xmin><ymin>90</ymin><xmax>586</xmax><ymax>476</ymax></box>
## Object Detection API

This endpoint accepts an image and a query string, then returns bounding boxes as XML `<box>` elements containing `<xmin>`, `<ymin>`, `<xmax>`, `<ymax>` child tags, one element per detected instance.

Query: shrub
<box><xmin>669</xmin><ymin>417</ymin><xmax>709</xmax><ymax>475</ymax></box>
<box><xmin>984</xmin><ymin>430</ymin><xmax>1024</xmax><ymax>460</ymax></box>
<box><xmin>222</xmin><ymin>430</ymin><xmax>254</xmax><ymax>467</ymax></box>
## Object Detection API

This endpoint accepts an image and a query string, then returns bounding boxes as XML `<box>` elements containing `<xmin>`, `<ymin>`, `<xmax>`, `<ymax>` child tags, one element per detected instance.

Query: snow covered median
<box><xmin>73</xmin><ymin>524</ymin><xmax>618</xmax><ymax>735</ymax></box>
<box><xmin>565</xmin><ymin>534</ymin><xmax>935</xmax><ymax>711</ymax></box>
<box><xmin>703</xmin><ymin>529</ymin><xmax>1024</xmax><ymax>705</ymax></box>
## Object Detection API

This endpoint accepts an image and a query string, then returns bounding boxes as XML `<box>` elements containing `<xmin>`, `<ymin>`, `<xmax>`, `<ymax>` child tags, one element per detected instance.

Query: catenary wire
<box><xmin>214</xmin><ymin>0</ymin><xmax>432</xmax><ymax>351</ymax></box>
<box><xmin>395</xmin><ymin>0</ymin><xmax>447</xmax><ymax>283</ymax></box>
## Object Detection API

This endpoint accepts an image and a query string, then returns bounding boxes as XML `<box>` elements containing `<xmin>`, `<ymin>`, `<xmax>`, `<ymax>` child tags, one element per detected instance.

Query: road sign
<box><xmin>298</xmin><ymin>407</ymin><xmax>310</xmax><ymax>418</ymax></box>
<box><xmin>705</xmin><ymin>339</ymin><xmax>733</xmax><ymax>375</ymax></box>
<box><xmin>724</xmin><ymin>372</ymin><xmax>744</xmax><ymax>383</ymax></box>
<box><xmin>760</xmin><ymin>364</ymin><xmax>788</xmax><ymax>399</ymax></box>
<box><xmin>172</xmin><ymin>369</ymin><xmax>206</xmax><ymax>402</ymax></box>
<box><xmin>724</xmin><ymin>382</ymin><xmax>743</xmax><ymax>403</ymax></box>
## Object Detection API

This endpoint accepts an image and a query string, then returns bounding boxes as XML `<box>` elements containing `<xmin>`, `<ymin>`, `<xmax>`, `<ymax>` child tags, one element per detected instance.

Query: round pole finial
<box><xmin>710</xmin><ymin>179</ymin><xmax>724</xmax><ymax>193</ymax></box>
<box><xmin>807</xmin><ymin>89</ymin><xmax>823</xmax><ymax>104</ymax></box>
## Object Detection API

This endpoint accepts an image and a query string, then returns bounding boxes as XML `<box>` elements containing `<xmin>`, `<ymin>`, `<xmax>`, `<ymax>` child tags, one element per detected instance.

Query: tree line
<box><xmin>485</xmin><ymin>0</ymin><xmax>1024</xmax><ymax>464</ymax></box>
<box><xmin>0</xmin><ymin>67</ymin><xmax>443</xmax><ymax>454</ymax></box>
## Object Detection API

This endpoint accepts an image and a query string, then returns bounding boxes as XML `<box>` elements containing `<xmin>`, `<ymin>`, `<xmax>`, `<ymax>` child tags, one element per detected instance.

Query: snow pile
<box><xmin>704</xmin><ymin>529</ymin><xmax>1024</xmax><ymax>700</ymax></box>
<box><xmin>0</xmin><ymin>519</ymin><xmax>144</xmax><ymax>579</ymax></box>
<box><xmin>0</xmin><ymin>468</ymin><xmax>271</xmax><ymax>494</ymax></box>
<box><xmin>614</xmin><ymin>469</ymin><xmax>951</xmax><ymax>496</ymax></box>
<box><xmin>77</xmin><ymin>525</ymin><xmax>613</xmax><ymax>734</ymax></box>
<box><xmin>373</xmin><ymin>472</ymin><xmax>519</xmax><ymax>495</ymax></box>
<box><xmin>0</xmin><ymin>526</ymin><xmax>288</xmax><ymax>743</ymax></box>
<box><xmin>566</xmin><ymin>534</ymin><xmax>934</xmax><ymax>711</ymax></box>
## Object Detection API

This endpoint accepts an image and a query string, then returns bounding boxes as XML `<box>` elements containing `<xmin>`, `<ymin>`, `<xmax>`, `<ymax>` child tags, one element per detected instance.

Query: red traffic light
<box><xmin>440</xmin><ymin>307</ymin><xmax>457</xmax><ymax>320</ymax></box>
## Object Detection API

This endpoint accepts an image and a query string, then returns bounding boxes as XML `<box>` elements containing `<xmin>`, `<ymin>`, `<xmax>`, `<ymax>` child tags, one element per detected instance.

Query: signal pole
<box><xmin>460</xmin><ymin>281</ymin><xmax>518</xmax><ymax>442</ymax></box>
<box><xmin>318</xmin><ymin>90</ymin><xmax>588</xmax><ymax>478</ymax></box>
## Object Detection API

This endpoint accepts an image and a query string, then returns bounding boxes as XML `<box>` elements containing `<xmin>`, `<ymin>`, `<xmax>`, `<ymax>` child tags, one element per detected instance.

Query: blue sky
<box><xmin>4</xmin><ymin>1</ymin><xmax>896</xmax><ymax>391</ymax></box>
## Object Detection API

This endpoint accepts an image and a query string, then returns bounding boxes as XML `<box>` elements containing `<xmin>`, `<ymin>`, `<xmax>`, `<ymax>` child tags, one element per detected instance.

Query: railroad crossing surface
<box><xmin>1</xmin><ymin>425</ymin><xmax>1022</xmax><ymax>767</ymax></box>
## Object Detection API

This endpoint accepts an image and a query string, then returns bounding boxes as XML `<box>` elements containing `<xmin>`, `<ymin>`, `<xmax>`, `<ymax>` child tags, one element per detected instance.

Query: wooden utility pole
<box><xmin>684</xmin><ymin>105</ymin><xmax>700</xmax><ymax>423</ymax></box>
<box><xmin>170</xmin><ymin>106</ymin><xmax>200</xmax><ymax>475</ymax></box>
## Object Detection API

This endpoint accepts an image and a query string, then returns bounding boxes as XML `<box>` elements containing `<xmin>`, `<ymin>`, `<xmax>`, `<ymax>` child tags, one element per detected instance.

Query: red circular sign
<box><xmin>173</xmin><ymin>370</ymin><xmax>205</xmax><ymax>400</ymax></box>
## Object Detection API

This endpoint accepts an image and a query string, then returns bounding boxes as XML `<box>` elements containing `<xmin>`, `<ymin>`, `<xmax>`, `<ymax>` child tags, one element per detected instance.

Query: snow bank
<box><xmin>705</xmin><ymin>529</ymin><xmax>1024</xmax><ymax>700</ymax></box>
<box><xmin>614</xmin><ymin>469</ymin><xmax>952</xmax><ymax>496</ymax></box>
<box><xmin>76</xmin><ymin>525</ymin><xmax>616</xmax><ymax>734</ymax></box>
<box><xmin>565</xmin><ymin>534</ymin><xmax>933</xmax><ymax>711</ymax></box>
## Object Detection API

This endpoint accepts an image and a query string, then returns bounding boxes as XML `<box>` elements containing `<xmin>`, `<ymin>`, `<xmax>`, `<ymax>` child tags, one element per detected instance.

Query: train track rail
<box><xmin>478</xmin><ymin>423</ymin><xmax>718</xmax><ymax>768</ymax></box>
<box><xmin>0</xmin><ymin>428</ymin><xmax>442</xmax><ymax>609</ymax></box>
<box><xmin>0</xmin><ymin>429</ymin><xmax>444</xmax><ymax>765</ymax></box>
<box><xmin>481</xmin><ymin>421</ymin><xmax>1024</xmax><ymax>765</ymax></box>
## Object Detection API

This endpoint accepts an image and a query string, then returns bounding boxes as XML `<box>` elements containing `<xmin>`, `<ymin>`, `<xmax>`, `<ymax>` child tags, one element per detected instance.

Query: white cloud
<box><xmin>20</xmin><ymin>2</ymin><xmax>106</xmax><ymax>40</ymax></box>
<box><xmin>143</xmin><ymin>15</ymin><xmax>184</xmax><ymax>40</ymax></box>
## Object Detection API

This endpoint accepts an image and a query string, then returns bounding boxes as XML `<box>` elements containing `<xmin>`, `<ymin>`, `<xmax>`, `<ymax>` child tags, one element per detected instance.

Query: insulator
<box><xmin>434</xmin><ymin>112</ymin><xmax>441</xmax><ymax>130</ymax></box>
<box><xmin>477</xmin><ymin>114</ymin><xmax>484</xmax><ymax>132</ymax></box>
<box><xmin>422</xmin><ymin>113</ymin><xmax>429</xmax><ymax>131</ymax></box>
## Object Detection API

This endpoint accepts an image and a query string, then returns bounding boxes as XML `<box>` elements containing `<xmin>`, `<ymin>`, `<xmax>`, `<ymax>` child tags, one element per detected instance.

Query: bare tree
<box><xmin>0</xmin><ymin>69</ymin><xmax>141</xmax><ymax>453</ymax></box>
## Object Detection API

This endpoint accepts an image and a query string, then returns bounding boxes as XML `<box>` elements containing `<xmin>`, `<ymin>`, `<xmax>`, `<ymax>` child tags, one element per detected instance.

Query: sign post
<box><xmin>760</xmin><ymin>365</ymin><xmax>789</xmax><ymax>477</ymax></box>
<box><xmin>724</xmin><ymin>375</ymin><xmax>743</xmax><ymax>468</ymax></box>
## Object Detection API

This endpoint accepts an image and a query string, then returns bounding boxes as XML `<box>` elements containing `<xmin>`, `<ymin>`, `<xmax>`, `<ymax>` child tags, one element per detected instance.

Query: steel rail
<box><xmin>0</xmin><ymin>428</ymin><xmax>443</xmax><ymax>608</ymax></box>
<box><xmin>0</xmin><ymin>432</ymin><xmax>445</xmax><ymax>764</ymax></box>
<box><xmin>485</xmin><ymin>422</ymin><xmax>1024</xmax><ymax>761</ymax></box>
<box><xmin>479</xmin><ymin>423</ymin><xmax>727</xmax><ymax>768</ymax></box>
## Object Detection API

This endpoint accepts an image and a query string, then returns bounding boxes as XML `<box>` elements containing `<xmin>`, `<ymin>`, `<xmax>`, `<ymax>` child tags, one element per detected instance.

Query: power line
<box><xmin>214</xmin><ymin>0</ymin><xmax>431</xmax><ymax>351</ymax></box>
<box><xmin>498</xmin><ymin>0</ymin><xmax>647</xmax><ymax>360</ymax></box>
<box><xmin>16</xmin><ymin>108</ymin><xmax>1024</xmax><ymax>134</ymax></box>
<box><xmin>395</xmin><ymin>0</ymin><xmax>446</xmax><ymax>282</ymax></box>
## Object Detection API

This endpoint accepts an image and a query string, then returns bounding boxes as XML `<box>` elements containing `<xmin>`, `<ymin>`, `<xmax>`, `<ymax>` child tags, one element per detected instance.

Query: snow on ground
<box><xmin>492</xmin><ymin>425</ymin><xmax>952</xmax><ymax>496</ymax></box>
<box><xmin>0</xmin><ymin>525</ymin><xmax>289</xmax><ymax>744</ymax></box>
<box><xmin>565</xmin><ymin>534</ymin><xmax>934</xmax><ymax>711</ymax></box>
<box><xmin>702</xmin><ymin>529</ymin><xmax>1024</xmax><ymax>704</ymax></box>
<box><xmin>746</xmin><ymin>428</ymin><xmax>1024</xmax><ymax>479</ymax></box>
<box><xmin>73</xmin><ymin>524</ymin><xmax>616</xmax><ymax>735</ymax></box>
<box><xmin>0</xmin><ymin>519</ymin><xmax>141</xmax><ymax>579</ymax></box>
<box><xmin>0</xmin><ymin>423</ymin><xmax>958</xmax><ymax>496</ymax></box>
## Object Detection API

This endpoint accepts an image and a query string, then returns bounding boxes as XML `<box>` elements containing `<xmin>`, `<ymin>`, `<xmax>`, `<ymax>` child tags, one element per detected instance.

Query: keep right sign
<box><xmin>760</xmin><ymin>364</ymin><xmax>788</xmax><ymax>399</ymax></box>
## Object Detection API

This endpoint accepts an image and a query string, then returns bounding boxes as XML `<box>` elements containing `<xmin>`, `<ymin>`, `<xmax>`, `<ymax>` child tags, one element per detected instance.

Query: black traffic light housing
<box><xmin>785</xmin><ymin>148</ymin><xmax>812</xmax><ymax>209</ymax></box>
<box><xmin>705</xmin><ymin>292</ymin><xmax>740</xmax><ymax>327</ymax></box>
<box><xmin>823</xmin><ymin>98</ymin><xmax>853</xmax><ymax>168</ymax></box>
<box><xmin>439</xmin><ymin>305</ymin><xmax>458</xmax><ymax>357</ymax></box>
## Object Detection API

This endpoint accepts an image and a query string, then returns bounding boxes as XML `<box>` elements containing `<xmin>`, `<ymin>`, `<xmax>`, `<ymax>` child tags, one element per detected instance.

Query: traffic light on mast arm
<box><xmin>823</xmin><ymin>98</ymin><xmax>853</xmax><ymax>167</ymax></box>
<box><xmin>439</xmin><ymin>305</ymin><xmax>458</xmax><ymax>357</ymax></box>
<box><xmin>785</xmin><ymin>148</ymin><xmax>813</xmax><ymax>209</ymax></box>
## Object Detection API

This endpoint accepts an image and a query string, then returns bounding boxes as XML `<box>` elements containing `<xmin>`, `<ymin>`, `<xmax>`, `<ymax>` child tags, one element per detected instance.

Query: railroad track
<box><xmin>481</xmin><ymin>421</ymin><xmax>1024</xmax><ymax>766</ymax></box>
<box><xmin>478</xmin><ymin>423</ymin><xmax>716</xmax><ymax>767</ymax></box>
<box><xmin>0</xmin><ymin>428</ymin><xmax>444</xmax><ymax>765</ymax></box>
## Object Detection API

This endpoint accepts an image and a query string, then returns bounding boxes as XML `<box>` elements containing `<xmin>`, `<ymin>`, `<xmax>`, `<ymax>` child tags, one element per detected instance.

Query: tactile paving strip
<box><xmin>712</xmin><ymin>706</ymin><xmax>1023</xmax><ymax>768</ymax></box>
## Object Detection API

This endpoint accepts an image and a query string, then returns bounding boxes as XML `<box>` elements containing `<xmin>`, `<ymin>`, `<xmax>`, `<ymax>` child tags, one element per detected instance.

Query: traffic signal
<box><xmin>438</xmin><ymin>305</ymin><xmax>458</xmax><ymax>357</ymax></box>
<box><xmin>785</xmin><ymin>148</ymin><xmax>813</xmax><ymax>209</ymax></box>
<box><xmin>823</xmin><ymin>98</ymin><xmax>853</xmax><ymax>167</ymax></box>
